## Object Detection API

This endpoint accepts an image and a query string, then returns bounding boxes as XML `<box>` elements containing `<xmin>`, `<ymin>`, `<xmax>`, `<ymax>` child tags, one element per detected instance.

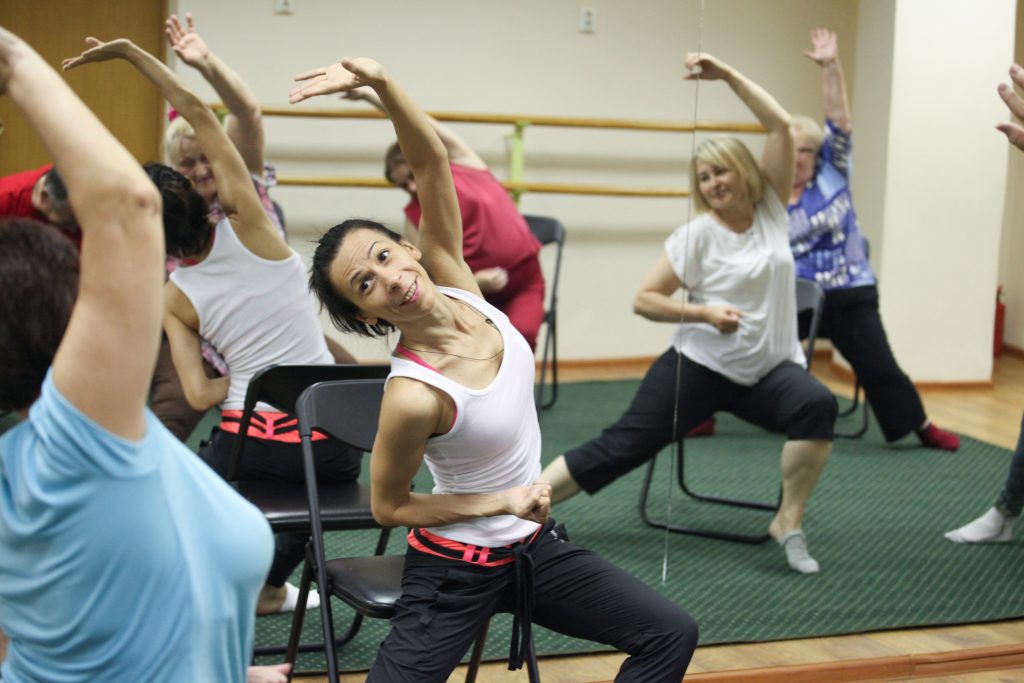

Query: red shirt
<box><xmin>0</xmin><ymin>164</ymin><xmax>81</xmax><ymax>249</ymax></box>
<box><xmin>0</xmin><ymin>164</ymin><xmax>50</xmax><ymax>222</ymax></box>
<box><xmin>404</xmin><ymin>163</ymin><xmax>540</xmax><ymax>273</ymax></box>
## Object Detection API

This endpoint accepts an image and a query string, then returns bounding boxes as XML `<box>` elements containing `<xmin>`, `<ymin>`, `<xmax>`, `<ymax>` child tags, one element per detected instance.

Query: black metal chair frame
<box><xmin>637</xmin><ymin>279</ymin><xmax>826</xmax><ymax>544</ymax></box>
<box><xmin>286</xmin><ymin>379</ymin><xmax>539</xmax><ymax>682</ymax></box>
<box><xmin>836</xmin><ymin>377</ymin><xmax>870</xmax><ymax>438</ymax></box>
<box><xmin>225</xmin><ymin>363</ymin><xmax>390</xmax><ymax>659</ymax></box>
<box><xmin>524</xmin><ymin>215</ymin><xmax>566</xmax><ymax>411</ymax></box>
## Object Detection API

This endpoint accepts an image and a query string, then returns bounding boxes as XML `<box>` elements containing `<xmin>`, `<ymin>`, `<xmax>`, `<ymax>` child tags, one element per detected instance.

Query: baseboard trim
<box><xmin>550</xmin><ymin>354</ymin><xmax>993</xmax><ymax>390</ymax></box>
<box><xmin>1004</xmin><ymin>344</ymin><xmax>1024</xmax><ymax>359</ymax></box>
<box><xmin>681</xmin><ymin>643</ymin><xmax>1024</xmax><ymax>683</ymax></box>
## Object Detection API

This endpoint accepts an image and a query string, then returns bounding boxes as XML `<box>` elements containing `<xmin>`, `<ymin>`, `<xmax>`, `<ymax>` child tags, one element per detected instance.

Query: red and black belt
<box><xmin>219</xmin><ymin>410</ymin><xmax>329</xmax><ymax>442</ymax></box>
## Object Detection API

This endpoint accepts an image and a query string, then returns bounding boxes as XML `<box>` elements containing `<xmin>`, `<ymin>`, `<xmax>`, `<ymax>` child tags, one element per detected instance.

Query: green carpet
<box><xmin>252</xmin><ymin>379</ymin><xmax>1024</xmax><ymax>672</ymax></box>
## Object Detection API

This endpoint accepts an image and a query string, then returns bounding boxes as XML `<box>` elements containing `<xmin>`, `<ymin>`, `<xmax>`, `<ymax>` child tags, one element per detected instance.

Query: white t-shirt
<box><xmin>665</xmin><ymin>190</ymin><xmax>805</xmax><ymax>386</ymax></box>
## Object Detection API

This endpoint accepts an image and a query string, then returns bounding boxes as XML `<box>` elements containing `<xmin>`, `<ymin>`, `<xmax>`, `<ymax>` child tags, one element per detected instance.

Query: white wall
<box><xmin>854</xmin><ymin>0</ymin><xmax>1013</xmax><ymax>382</ymax></box>
<box><xmin>166</xmin><ymin>1</ymin><xmax>868</xmax><ymax>364</ymax></box>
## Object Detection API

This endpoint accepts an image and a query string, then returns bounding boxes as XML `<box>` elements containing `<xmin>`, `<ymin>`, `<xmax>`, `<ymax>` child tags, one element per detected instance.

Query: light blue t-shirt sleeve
<box><xmin>28</xmin><ymin>371</ymin><xmax>161</xmax><ymax>480</ymax></box>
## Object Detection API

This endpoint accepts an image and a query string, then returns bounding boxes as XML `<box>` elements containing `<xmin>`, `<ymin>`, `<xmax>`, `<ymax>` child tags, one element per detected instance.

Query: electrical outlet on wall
<box><xmin>274</xmin><ymin>0</ymin><xmax>294</xmax><ymax>15</ymax></box>
<box><xmin>578</xmin><ymin>7</ymin><xmax>597</xmax><ymax>34</ymax></box>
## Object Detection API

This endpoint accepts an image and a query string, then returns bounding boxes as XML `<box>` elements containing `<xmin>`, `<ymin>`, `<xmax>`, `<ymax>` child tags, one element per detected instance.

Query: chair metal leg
<box><xmin>638</xmin><ymin>444</ymin><xmax>776</xmax><ymax>545</ymax></box>
<box><xmin>836</xmin><ymin>383</ymin><xmax>870</xmax><ymax>439</ymax></box>
<box><xmin>256</xmin><ymin>528</ymin><xmax>393</xmax><ymax>659</ymax></box>
<box><xmin>464</xmin><ymin>618</ymin><xmax>489</xmax><ymax>683</ymax></box>
<box><xmin>536</xmin><ymin>312</ymin><xmax>557</xmax><ymax>411</ymax></box>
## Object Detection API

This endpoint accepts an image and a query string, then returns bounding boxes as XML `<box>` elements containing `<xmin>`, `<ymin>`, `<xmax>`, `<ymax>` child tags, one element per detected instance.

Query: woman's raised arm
<box><xmin>165</xmin><ymin>13</ymin><xmax>266</xmax><ymax>175</ymax></box>
<box><xmin>63</xmin><ymin>37</ymin><xmax>287</xmax><ymax>260</ymax></box>
<box><xmin>3</xmin><ymin>27</ymin><xmax>163</xmax><ymax>439</ymax></box>
<box><xmin>685</xmin><ymin>52</ymin><xmax>794</xmax><ymax>203</ymax></box>
<box><xmin>290</xmin><ymin>58</ymin><xmax>477</xmax><ymax>294</ymax></box>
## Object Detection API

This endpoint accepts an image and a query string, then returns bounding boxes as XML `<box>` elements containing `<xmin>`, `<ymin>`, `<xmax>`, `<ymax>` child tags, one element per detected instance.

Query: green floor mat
<box><xmin>253</xmin><ymin>379</ymin><xmax>1024</xmax><ymax>672</ymax></box>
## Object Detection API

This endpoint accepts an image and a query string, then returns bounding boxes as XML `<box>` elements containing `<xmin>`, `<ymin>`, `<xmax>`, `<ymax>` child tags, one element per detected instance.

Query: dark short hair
<box><xmin>309</xmin><ymin>219</ymin><xmax>402</xmax><ymax>338</ymax></box>
<box><xmin>43</xmin><ymin>167</ymin><xmax>69</xmax><ymax>216</ymax></box>
<box><xmin>383</xmin><ymin>141</ymin><xmax>405</xmax><ymax>184</ymax></box>
<box><xmin>143</xmin><ymin>162</ymin><xmax>211</xmax><ymax>258</ymax></box>
<box><xmin>0</xmin><ymin>219</ymin><xmax>79</xmax><ymax>411</ymax></box>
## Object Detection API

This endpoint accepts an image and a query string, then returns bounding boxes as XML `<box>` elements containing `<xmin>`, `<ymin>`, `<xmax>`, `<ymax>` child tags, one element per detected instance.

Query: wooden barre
<box><xmin>217</xmin><ymin>104</ymin><xmax>764</xmax><ymax>135</ymax></box>
<box><xmin>274</xmin><ymin>175</ymin><xmax>690</xmax><ymax>198</ymax></box>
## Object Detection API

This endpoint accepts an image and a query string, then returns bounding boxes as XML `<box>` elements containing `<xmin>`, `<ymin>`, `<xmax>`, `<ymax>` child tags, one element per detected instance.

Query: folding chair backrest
<box><xmin>296</xmin><ymin>379</ymin><xmax>387</xmax><ymax>452</ymax></box>
<box><xmin>229</xmin><ymin>364</ymin><xmax>390</xmax><ymax>478</ymax></box>
<box><xmin>795</xmin><ymin>279</ymin><xmax>825</xmax><ymax>371</ymax></box>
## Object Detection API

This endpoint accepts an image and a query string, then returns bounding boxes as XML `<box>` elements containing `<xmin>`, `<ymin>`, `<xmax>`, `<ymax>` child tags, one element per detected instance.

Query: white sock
<box><xmin>778</xmin><ymin>529</ymin><xmax>820</xmax><ymax>574</ymax></box>
<box><xmin>276</xmin><ymin>582</ymin><xmax>321</xmax><ymax>613</ymax></box>
<box><xmin>944</xmin><ymin>507</ymin><xmax>1015</xmax><ymax>544</ymax></box>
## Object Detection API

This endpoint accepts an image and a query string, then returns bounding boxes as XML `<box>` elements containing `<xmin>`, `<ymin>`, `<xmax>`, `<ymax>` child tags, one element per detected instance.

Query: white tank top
<box><xmin>169</xmin><ymin>218</ymin><xmax>333</xmax><ymax>411</ymax></box>
<box><xmin>387</xmin><ymin>287</ymin><xmax>542</xmax><ymax>547</ymax></box>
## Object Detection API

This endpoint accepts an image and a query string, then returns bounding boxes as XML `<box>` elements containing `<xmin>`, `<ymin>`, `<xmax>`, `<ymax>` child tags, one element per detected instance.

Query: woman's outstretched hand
<box><xmin>803</xmin><ymin>27</ymin><xmax>838</xmax><ymax>66</ymax></box>
<box><xmin>684</xmin><ymin>52</ymin><xmax>731</xmax><ymax>81</ymax></box>
<box><xmin>998</xmin><ymin>64</ymin><xmax>1024</xmax><ymax>151</ymax></box>
<box><xmin>61</xmin><ymin>37</ymin><xmax>133</xmax><ymax>71</ymax></box>
<box><xmin>165</xmin><ymin>13</ymin><xmax>210</xmax><ymax>69</ymax></box>
<box><xmin>289</xmin><ymin>57</ymin><xmax>386</xmax><ymax>104</ymax></box>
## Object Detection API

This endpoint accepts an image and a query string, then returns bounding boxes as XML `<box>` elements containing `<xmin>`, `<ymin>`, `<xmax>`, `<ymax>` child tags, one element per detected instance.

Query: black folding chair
<box><xmin>285</xmin><ymin>379</ymin><xmax>540</xmax><ymax>682</ymax></box>
<box><xmin>523</xmin><ymin>215</ymin><xmax>566</xmax><ymax>410</ymax></box>
<box><xmin>637</xmin><ymin>279</ymin><xmax>826</xmax><ymax>544</ymax></box>
<box><xmin>225</xmin><ymin>363</ymin><xmax>390</xmax><ymax>657</ymax></box>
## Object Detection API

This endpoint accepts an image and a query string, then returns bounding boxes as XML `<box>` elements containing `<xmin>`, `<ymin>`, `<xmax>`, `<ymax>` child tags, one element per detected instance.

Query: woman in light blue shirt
<box><xmin>0</xmin><ymin>27</ymin><xmax>281</xmax><ymax>683</ymax></box>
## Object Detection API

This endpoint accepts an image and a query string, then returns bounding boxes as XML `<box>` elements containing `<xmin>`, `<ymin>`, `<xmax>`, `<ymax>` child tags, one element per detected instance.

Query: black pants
<box><xmin>566</xmin><ymin>350</ymin><xmax>836</xmax><ymax>494</ymax></box>
<box><xmin>368</xmin><ymin>522</ymin><xmax>698</xmax><ymax>682</ymax></box>
<box><xmin>800</xmin><ymin>284</ymin><xmax>926</xmax><ymax>442</ymax></box>
<box><xmin>199</xmin><ymin>427</ymin><xmax>362</xmax><ymax>586</ymax></box>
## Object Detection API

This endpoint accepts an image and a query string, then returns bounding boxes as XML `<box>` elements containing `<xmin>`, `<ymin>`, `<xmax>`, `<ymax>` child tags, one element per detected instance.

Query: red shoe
<box><xmin>917</xmin><ymin>422</ymin><xmax>960</xmax><ymax>451</ymax></box>
<box><xmin>686</xmin><ymin>417</ymin><xmax>716</xmax><ymax>438</ymax></box>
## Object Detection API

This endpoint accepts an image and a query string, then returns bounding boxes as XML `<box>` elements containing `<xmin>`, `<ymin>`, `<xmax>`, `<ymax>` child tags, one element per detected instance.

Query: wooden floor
<box><xmin>319</xmin><ymin>352</ymin><xmax>1024</xmax><ymax>683</ymax></box>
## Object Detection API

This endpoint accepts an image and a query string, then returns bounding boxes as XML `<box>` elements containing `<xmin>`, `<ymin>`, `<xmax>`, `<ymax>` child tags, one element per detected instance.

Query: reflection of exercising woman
<box><xmin>543</xmin><ymin>52</ymin><xmax>836</xmax><ymax>576</ymax></box>
<box><xmin>788</xmin><ymin>28</ymin><xmax>957</xmax><ymax>451</ymax></box>
<box><xmin>295</xmin><ymin>55</ymin><xmax>698</xmax><ymax>681</ymax></box>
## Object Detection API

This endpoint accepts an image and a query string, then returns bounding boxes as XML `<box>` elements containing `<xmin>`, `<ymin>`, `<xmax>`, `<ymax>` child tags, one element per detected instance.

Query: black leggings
<box><xmin>566</xmin><ymin>350</ymin><xmax>837</xmax><ymax>494</ymax></box>
<box><xmin>199</xmin><ymin>427</ymin><xmax>362</xmax><ymax>586</ymax></box>
<box><xmin>368</xmin><ymin>522</ymin><xmax>698</xmax><ymax>682</ymax></box>
<box><xmin>800</xmin><ymin>284</ymin><xmax>926</xmax><ymax>442</ymax></box>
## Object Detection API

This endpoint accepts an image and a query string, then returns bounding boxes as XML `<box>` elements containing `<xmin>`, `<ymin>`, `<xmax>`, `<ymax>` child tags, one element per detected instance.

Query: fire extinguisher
<box><xmin>995</xmin><ymin>285</ymin><xmax>1006</xmax><ymax>357</ymax></box>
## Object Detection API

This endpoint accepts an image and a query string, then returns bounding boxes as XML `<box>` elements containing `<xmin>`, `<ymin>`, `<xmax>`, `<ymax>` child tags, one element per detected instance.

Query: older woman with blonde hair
<box><xmin>542</xmin><ymin>52</ymin><xmax>837</xmax><ymax>575</ymax></box>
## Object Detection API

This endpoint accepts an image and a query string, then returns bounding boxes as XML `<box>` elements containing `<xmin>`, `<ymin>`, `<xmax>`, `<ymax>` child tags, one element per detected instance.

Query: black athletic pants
<box><xmin>800</xmin><ymin>284</ymin><xmax>926</xmax><ymax>442</ymax></box>
<box><xmin>566</xmin><ymin>350</ymin><xmax>837</xmax><ymax>494</ymax></box>
<box><xmin>367</xmin><ymin>522</ymin><xmax>698</xmax><ymax>682</ymax></box>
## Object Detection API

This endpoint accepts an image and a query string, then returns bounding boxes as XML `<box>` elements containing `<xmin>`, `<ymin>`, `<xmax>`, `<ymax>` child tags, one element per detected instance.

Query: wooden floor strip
<box><xmin>678</xmin><ymin>644</ymin><xmax>1024</xmax><ymax>683</ymax></box>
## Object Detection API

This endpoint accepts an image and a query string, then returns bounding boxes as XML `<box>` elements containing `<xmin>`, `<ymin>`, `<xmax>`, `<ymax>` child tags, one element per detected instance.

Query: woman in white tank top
<box><xmin>299</xmin><ymin>57</ymin><xmax>697</xmax><ymax>682</ymax></box>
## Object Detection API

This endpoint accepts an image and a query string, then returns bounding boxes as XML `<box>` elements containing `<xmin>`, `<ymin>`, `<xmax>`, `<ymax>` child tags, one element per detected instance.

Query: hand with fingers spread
<box><xmin>60</xmin><ymin>36</ymin><xmax>134</xmax><ymax>71</ymax></box>
<box><xmin>165</xmin><ymin>12</ymin><xmax>210</xmax><ymax>70</ymax></box>
<box><xmin>684</xmin><ymin>52</ymin><xmax>732</xmax><ymax>81</ymax></box>
<box><xmin>998</xmin><ymin>63</ymin><xmax>1024</xmax><ymax>151</ymax></box>
<box><xmin>289</xmin><ymin>57</ymin><xmax>387</xmax><ymax>104</ymax></box>
<box><xmin>803</xmin><ymin>27</ymin><xmax>838</xmax><ymax>66</ymax></box>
